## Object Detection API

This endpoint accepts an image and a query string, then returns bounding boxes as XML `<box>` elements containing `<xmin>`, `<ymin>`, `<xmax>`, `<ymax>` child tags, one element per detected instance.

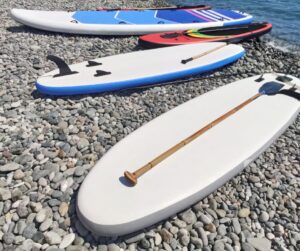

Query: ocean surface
<box><xmin>170</xmin><ymin>0</ymin><xmax>300</xmax><ymax>52</ymax></box>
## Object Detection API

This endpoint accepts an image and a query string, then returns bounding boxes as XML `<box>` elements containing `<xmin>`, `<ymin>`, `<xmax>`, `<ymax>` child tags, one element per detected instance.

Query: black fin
<box><xmin>94</xmin><ymin>70</ymin><xmax>111</xmax><ymax>77</ymax></box>
<box><xmin>255</xmin><ymin>74</ymin><xmax>264</xmax><ymax>82</ymax></box>
<box><xmin>277</xmin><ymin>60</ymin><xmax>296</xmax><ymax>83</ymax></box>
<box><xmin>86</xmin><ymin>61</ymin><xmax>102</xmax><ymax>67</ymax></box>
<box><xmin>47</xmin><ymin>55</ymin><xmax>78</xmax><ymax>78</ymax></box>
<box><xmin>276</xmin><ymin>75</ymin><xmax>293</xmax><ymax>83</ymax></box>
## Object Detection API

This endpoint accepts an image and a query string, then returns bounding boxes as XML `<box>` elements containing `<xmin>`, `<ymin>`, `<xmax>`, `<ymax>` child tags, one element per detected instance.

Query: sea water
<box><xmin>170</xmin><ymin>0</ymin><xmax>300</xmax><ymax>52</ymax></box>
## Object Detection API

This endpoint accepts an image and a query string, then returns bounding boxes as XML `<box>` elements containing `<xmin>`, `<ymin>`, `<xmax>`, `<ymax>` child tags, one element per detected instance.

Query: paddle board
<box><xmin>139</xmin><ymin>22</ymin><xmax>272</xmax><ymax>48</ymax></box>
<box><xmin>35</xmin><ymin>43</ymin><xmax>245</xmax><ymax>95</ymax></box>
<box><xmin>77</xmin><ymin>73</ymin><xmax>300</xmax><ymax>236</ymax></box>
<box><xmin>10</xmin><ymin>8</ymin><xmax>253</xmax><ymax>35</ymax></box>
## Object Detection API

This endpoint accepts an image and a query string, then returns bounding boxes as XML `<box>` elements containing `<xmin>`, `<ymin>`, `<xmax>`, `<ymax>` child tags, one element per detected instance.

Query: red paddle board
<box><xmin>139</xmin><ymin>22</ymin><xmax>272</xmax><ymax>48</ymax></box>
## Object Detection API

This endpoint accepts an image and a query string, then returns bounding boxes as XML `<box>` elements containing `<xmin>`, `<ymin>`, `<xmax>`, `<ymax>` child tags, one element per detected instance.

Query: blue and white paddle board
<box><xmin>35</xmin><ymin>43</ymin><xmax>245</xmax><ymax>95</ymax></box>
<box><xmin>77</xmin><ymin>73</ymin><xmax>300</xmax><ymax>236</ymax></box>
<box><xmin>10</xmin><ymin>8</ymin><xmax>253</xmax><ymax>35</ymax></box>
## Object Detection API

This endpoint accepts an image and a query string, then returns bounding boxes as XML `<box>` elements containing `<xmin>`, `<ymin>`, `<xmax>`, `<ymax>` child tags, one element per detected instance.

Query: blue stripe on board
<box><xmin>35</xmin><ymin>51</ymin><xmax>245</xmax><ymax>96</ymax></box>
<box><xmin>156</xmin><ymin>10</ymin><xmax>208</xmax><ymax>23</ymax></box>
<box><xmin>73</xmin><ymin>11</ymin><xmax>120</xmax><ymax>24</ymax></box>
<box><xmin>116</xmin><ymin>10</ymin><xmax>177</xmax><ymax>24</ymax></box>
<box><xmin>213</xmin><ymin>9</ymin><xmax>246</xmax><ymax>19</ymax></box>
<box><xmin>223</xmin><ymin>16</ymin><xmax>253</xmax><ymax>26</ymax></box>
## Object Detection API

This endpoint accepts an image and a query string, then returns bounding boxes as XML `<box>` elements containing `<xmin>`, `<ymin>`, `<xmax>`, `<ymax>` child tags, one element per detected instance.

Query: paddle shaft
<box><xmin>126</xmin><ymin>92</ymin><xmax>261</xmax><ymax>183</ymax></box>
<box><xmin>181</xmin><ymin>43</ymin><xmax>228</xmax><ymax>64</ymax></box>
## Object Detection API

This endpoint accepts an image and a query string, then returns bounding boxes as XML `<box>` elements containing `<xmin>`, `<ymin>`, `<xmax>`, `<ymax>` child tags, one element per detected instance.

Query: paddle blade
<box><xmin>259</xmin><ymin>82</ymin><xmax>284</xmax><ymax>95</ymax></box>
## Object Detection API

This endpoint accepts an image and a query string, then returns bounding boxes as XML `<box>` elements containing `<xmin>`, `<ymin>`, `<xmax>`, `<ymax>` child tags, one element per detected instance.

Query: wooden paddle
<box><xmin>124</xmin><ymin>81</ymin><xmax>284</xmax><ymax>185</ymax></box>
<box><xmin>181</xmin><ymin>43</ymin><xmax>228</xmax><ymax>64</ymax></box>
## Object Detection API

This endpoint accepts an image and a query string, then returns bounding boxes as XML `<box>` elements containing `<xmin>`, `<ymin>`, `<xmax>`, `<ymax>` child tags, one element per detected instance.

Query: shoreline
<box><xmin>0</xmin><ymin>0</ymin><xmax>299</xmax><ymax>251</ymax></box>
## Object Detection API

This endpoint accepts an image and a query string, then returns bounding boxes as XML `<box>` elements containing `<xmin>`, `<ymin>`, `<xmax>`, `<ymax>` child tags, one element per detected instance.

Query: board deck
<box><xmin>139</xmin><ymin>22</ymin><xmax>273</xmax><ymax>48</ymax></box>
<box><xmin>10</xmin><ymin>8</ymin><xmax>253</xmax><ymax>35</ymax></box>
<box><xmin>77</xmin><ymin>73</ymin><xmax>300</xmax><ymax>236</ymax></box>
<box><xmin>36</xmin><ymin>43</ymin><xmax>245</xmax><ymax>95</ymax></box>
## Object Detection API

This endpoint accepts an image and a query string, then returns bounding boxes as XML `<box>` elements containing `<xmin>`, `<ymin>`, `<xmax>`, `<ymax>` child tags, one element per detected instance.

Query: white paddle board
<box><xmin>10</xmin><ymin>8</ymin><xmax>253</xmax><ymax>35</ymax></box>
<box><xmin>36</xmin><ymin>43</ymin><xmax>245</xmax><ymax>95</ymax></box>
<box><xmin>77</xmin><ymin>73</ymin><xmax>300</xmax><ymax>236</ymax></box>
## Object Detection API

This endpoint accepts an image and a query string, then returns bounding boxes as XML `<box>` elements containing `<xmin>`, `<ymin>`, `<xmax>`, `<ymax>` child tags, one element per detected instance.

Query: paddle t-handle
<box><xmin>181</xmin><ymin>43</ymin><xmax>228</xmax><ymax>64</ymax></box>
<box><xmin>124</xmin><ymin>81</ymin><xmax>284</xmax><ymax>185</ymax></box>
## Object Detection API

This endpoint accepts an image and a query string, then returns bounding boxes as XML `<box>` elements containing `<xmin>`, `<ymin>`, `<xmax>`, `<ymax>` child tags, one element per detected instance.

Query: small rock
<box><xmin>216</xmin><ymin>209</ymin><xmax>226</xmax><ymax>218</ymax></box>
<box><xmin>40</xmin><ymin>218</ymin><xmax>53</xmax><ymax>232</ymax></box>
<box><xmin>32</xmin><ymin>231</ymin><xmax>44</xmax><ymax>243</ymax></box>
<box><xmin>242</xmin><ymin>242</ymin><xmax>256</xmax><ymax>251</ymax></box>
<box><xmin>218</xmin><ymin>224</ymin><xmax>227</xmax><ymax>236</ymax></box>
<box><xmin>213</xmin><ymin>240</ymin><xmax>224</xmax><ymax>251</ymax></box>
<box><xmin>58</xmin><ymin>121</ymin><xmax>68</xmax><ymax>130</ymax></box>
<box><xmin>140</xmin><ymin>238</ymin><xmax>150</xmax><ymax>249</ymax></box>
<box><xmin>74</xmin><ymin>166</ymin><xmax>85</xmax><ymax>176</ymax></box>
<box><xmin>196</xmin><ymin>226</ymin><xmax>208</xmax><ymax>246</ymax></box>
<box><xmin>17</xmin><ymin>205</ymin><xmax>29</xmax><ymax>218</ymax></box>
<box><xmin>249</xmin><ymin>175</ymin><xmax>260</xmax><ymax>183</ymax></box>
<box><xmin>77</xmin><ymin>138</ymin><xmax>89</xmax><ymax>150</ymax></box>
<box><xmin>12</xmin><ymin>188</ymin><xmax>23</xmax><ymax>201</ymax></box>
<box><xmin>59</xmin><ymin>233</ymin><xmax>75</xmax><ymax>249</ymax></box>
<box><xmin>66</xmin><ymin>246</ymin><xmax>88</xmax><ymax>251</ymax></box>
<box><xmin>247</xmin><ymin>238</ymin><xmax>271</xmax><ymax>251</ymax></box>
<box><xmin>155</xmin><ymin>233</ymin><xmax>162</xmax><ymax>246</ymax></box>
<box><xmin>259</xmin><ymin>212</ymin><xmax>270</xmax><ymax>222</ymax></box>
<box><xmin>180</xmin><ymin>234</ymin><xmax>190</xmax><ymax>246</ymax></box>
<box><xmin>13</xmin><ymin>169</ymin><xmax>25</xmax><ymax>180</ymax></box>
<box><xmin>58</xmin><ymin>202</ymin><xmax>69</xmax><ymax>217</ymax></box>
<box><xmin>163</xmin><ymin>242</ymin><xmax>172</xmax><ymax>251</ymax></box>
<box><xmin>0</xmin><ymin>162</ymin><xmax>20</xmax><ymax>172</ymax></box>
<box><xmin>191</xmin><ymin>237</ymin><xmax>203</xmax><ymax>248</ymax></box>
<box><xmin>16</xmin><ymin>220</ymin><xmax>26</xmax><ymax>235</ymax></box>
<box><xmin>125</xmin><ymin>233</ymin><xmax>145</xmax><ymax>244</ymax></box>
<box><xmin>98</xmin><ymin>245</ymin><xmax>108</xmax><ymax>251</ymax></box>
<box><xmin>107</xmin><ymin>244</ymin><xmax>120</xmax><ymax>251</ymax></box>
<box><xmin>169</xmin><ymin>226</ymin><xmax>179</xmax><ymax>235</ymax></box>
<box><xmin>21</xmin><ymin>239</ymin><xmax>34</xmax><ymax>251</ymax></box>
<box><xmin>225</xmin><ymin>243</ymin><xmax>234</xmax><ymax>251</ymax></box>
<box><xmin>231</xmin><ymin>218</ymin><xmax>241</xmax><ymax>235</ymax></box>
<box><xmin>266</xmin><ymin>233</ymin><xmax>275</xmax><ymax>240</ymax></box>
<box><xmin>239</xmin><ymin>208</ymin><xmax>250</xmax><ymax>218</ymax></box>
<box><xmin>199</xmin><ymin>213</ymin><xmax>212</xmax><ymax>225</ymax></box>
<box><xmin>44</xmin><ymin>231</ymin><xmax>62</xmax><ymax>245</ymax></box>
<box><xmin>23</xmin><ymin>223</ymin><xmax>37</xmax><ymax>239</ymax></box>
<box><xmin>173</xmin><ymin>219</ymin><xmax>187</xmax><ymax>228</ymax></box>
<box><xmin>160</xmin><ymin>228</ymin><xmax>173</xmax><ymax>243</ymax></box>
<box><xmin>31</xmin><ymin>202</ymin><xmax>42</xmax><ymax>213</ymax></box>
<box><xmin>205</xmin><ymin>223</ymin><xmax>216</xmax><ymax>233</ymax></box>
<box><xmin>3</xmin><ymin>232</ymin><xmax>14</xmax><ymax>245</ymax></box>
<box><xmin>180</xmin><ymin>210</ymin><xmax>197</xmax><ymax>225</ymax></box>
<box><xmin>0</xmin><ymin>188</ymin><xmax>11</xmax><ymax>201</ymax></box>
<box><xmin>36</xmin><ymin>208</ymin><xmax>51</xmax><ymax>223</ymax></box>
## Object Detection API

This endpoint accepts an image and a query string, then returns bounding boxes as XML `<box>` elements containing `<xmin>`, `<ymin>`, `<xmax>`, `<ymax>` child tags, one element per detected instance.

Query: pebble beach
<box><xmin>0</xmin><ymin>0</ymin><xmax>299</xmax><ymax>251</ymax></box>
